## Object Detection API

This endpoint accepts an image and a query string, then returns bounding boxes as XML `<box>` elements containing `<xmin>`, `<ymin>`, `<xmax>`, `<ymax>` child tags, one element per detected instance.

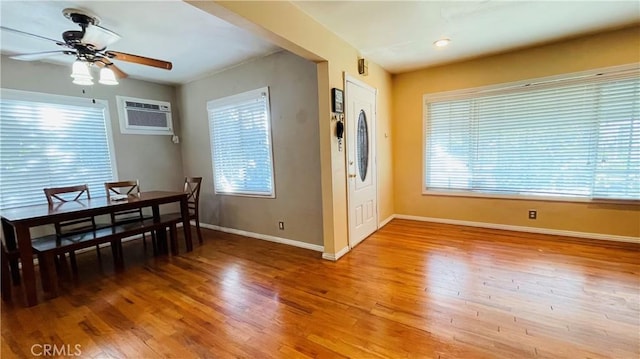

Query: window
<box><xmin>424</xmin><ymin>66</ymin><xmax>639</xmax><ymax>201</ymax></box>
<box><xmin>207</xmin><ymin>87</ymin><xmax>275</xmax><ymax>197</ymax></box>
<box><xmin>0</xmin><ymin>89</ymin><xmax>116</xmax><ymax>209</ymax></box>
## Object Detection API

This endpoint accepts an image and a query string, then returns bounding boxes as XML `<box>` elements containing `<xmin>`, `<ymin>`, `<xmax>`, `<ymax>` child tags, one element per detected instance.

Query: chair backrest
<box><xmin>104</xmin><ymin>180</ymin><xmax>143</xmax><ymax>223</ymax></box>
<box><xmin>105</xmin><ymin>180</ymin><xmax>141</xmax><ymax>198</ymax></box>
<box><xmin>44</xmin><ymin>184</ymin><xmax>90</xmax><ymax>206</ymax></box>
<box><xmin>183</xmin><ymin>177</ymin><xmax>202</xmax><ymax>218</ymax></box>
<box><xmin>43</xmin><ymin>184</ymin><xmax>96</xmax><ymax>236</ymax></box>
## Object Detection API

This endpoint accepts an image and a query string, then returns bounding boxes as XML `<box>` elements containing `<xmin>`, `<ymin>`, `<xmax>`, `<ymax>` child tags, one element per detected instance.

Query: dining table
<box><xmin>0</xmin><ymin>191</ymin><xmax>192</xmax><ymax>307</ymax></box>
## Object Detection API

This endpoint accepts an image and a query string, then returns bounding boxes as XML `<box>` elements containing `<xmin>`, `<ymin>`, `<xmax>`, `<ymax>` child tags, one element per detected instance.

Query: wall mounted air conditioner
<box><xmin>116</xmin><ymin>96</ymin><xmax>173</xmax><ymax>135</ymax></box>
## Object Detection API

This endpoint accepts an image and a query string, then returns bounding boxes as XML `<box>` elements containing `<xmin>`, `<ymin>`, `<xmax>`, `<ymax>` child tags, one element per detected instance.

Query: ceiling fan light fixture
<box><xmin>70</xmin><ymin>60</ymin><xmax>92</xmax><ymax>80</ymax></box>
<box><xmin>99</xmin><ymin>67</ymin><xmax>118</xmax><ymax>85</ymax></box>
<box><xmin>433</xmin><ymin>38</ymin><xmax>451</xmax><ymax>48</ymax></box>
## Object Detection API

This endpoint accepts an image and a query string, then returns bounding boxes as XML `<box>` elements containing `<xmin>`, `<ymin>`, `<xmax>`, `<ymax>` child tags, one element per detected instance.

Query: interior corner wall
<box><xmin>176</xmin><ymin>51</ymin><xmax>324</xmax><ymax>246</ymax></box>
<box><xmin>0</xmin><ymin>56</ymin><xmax>184</xmax><ymax>194</ymax></box>
<box><xmin>392</xmin><ymin>26</ymin><xmax>640</xmax><ymax>238</ymax></box>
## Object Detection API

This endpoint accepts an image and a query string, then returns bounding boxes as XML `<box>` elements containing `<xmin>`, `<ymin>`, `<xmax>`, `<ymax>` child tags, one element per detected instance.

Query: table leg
<box><xmin>16</xmin><ymin>225</ymin><xmax>37</xmax><ymax>306</ymax></box>
<box><xmin>180</xmin><ymin>197</ymin><xmax>193</xmax><ymax>252</ymax></box>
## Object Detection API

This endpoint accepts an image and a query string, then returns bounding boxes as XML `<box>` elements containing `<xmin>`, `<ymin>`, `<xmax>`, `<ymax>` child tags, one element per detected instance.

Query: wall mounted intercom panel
<box><xmin>332</xmin><ymin>88</ymin><xmax>344</xmax><ymax>114</ymax></box>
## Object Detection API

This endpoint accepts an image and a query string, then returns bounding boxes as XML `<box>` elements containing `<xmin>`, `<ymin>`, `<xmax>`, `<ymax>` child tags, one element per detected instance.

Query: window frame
<box><xmin>422</xmin><ymin>64</ymin><xmax>640</xmax><ymax>203</ymax></box>
<box><xmin>0</xmin><ymin>88</ymin><xmax>118</xmax><ymax>208</ymax></box>
<box><xmin>207</xmin><ymin>86</ymin><xmax>276</xmax><ymax>198</ymax></box>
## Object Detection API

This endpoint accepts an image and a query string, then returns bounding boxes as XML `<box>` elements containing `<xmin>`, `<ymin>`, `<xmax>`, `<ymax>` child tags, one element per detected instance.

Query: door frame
<box><xmin>344</xmin><ymin>73</ymin><xmax>379</xmax><ymax>249</ymax></box>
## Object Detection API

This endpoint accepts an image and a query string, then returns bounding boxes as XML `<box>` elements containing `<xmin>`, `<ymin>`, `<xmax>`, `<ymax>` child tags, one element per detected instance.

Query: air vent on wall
<box><xmin>116</xmin><ymin>95</ymin><xmax>173</xmax><ymax>135</ymax></box>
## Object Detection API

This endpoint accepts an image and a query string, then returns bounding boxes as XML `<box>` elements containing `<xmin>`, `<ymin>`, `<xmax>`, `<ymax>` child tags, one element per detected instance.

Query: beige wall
<box><xmin>393</xmin><ymin>26</ymin><xmax>640</xmax><ymax>238</ymax></box>
<box><xmin>188</xmin><ymin>1</ymin><xmax>395</xmax><ymax>255</ymax></box>
<box><xmin>176</xmin><ymin>51</ymin><xmax>324</xmax><ymax>246</ymax></box>
<box><xmin>0</xmin><ymin>56</ymin><xmax>184</xmax><ymax>194</ymax></box>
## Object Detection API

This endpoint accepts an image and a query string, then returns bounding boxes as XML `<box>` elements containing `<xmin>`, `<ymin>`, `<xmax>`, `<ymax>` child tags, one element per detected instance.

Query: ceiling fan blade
<box><xmin>95</xmin><ymin>58</ymin><xmax>128</xmax><ymax>79</ymax></box>
<box><xmin>0</xmin><ymin>26</ymin><xmax>65</xmax><ymax>46</ymax></box>
<box><xmin>83</xmin><ymin>24</ymin><xmax>120</xmax><ymax>49</ymax></box>
<box><xmin>105</xmin><ymin>51</ymin><xmax>172</xmax><ymax>70</ymax></box>
<box><xmin>10</xmin><ymin>50</ymin><xmax>70</xmax><ymax>61</ymax></box>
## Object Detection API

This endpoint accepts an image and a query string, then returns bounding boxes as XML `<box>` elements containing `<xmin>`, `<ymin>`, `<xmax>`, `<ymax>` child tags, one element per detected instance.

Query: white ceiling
<box><xmin>0</xmin><ymin>1</ymin><xmax>638</xmax><ymax>85</ymax></box>
<box><xmin>0</xmin><ymin>1</ymin><xmax>280</xmax><ymax>85</ymax></box>
<box><xmin>294</xmin><ymin>0</ymin><xmax>640</xmax><ymax>73</ymax></box>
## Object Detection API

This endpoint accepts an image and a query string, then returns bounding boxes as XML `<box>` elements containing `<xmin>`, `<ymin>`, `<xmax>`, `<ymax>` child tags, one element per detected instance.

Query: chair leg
<box><xmin>151</xmin><ymin>232</ymin><xmax>158</xmax><ymax>256</ymax></box>
<box><xmin>69</xmin><ymin>251</ymin><xmax>78</xmax><ymax>274</ymax></box>
<box><xmin>2</xmin><ymin>221</ymin><xmax>21</xmax><ymax>285</ymax></box>
<box><xmin>111</xmin><ymin>240</ymin><xmax>124</xmax><ymax>270</ymax></box>
<box><xmin>9</xmin><ymin>257</ymin><xmax>20</xmax><ymax>285</ymax></box>
<box><xmin>95</xmin><ymin>244</ymin><xmax>102</xmax><ymax>261</ymax></box>
<box><xmin>55</xmin><ymin>254</ymin><xmax>72</xmax><ymax>281</ymax></box>
<box><xmin>1</xmin><ymin>245</ymin><xmax>12</xmax><ymax>301</ymax></box>
<box><xmin>154</xmin><ymin>229</ymin><xmax>168</xmax><ymax>255</ymax></box>
<box><xmin>195</xmin><ymin>218</ymin><xmax>203</xmax><ymax>245</ymax></box>
<box><xmin>38</xmin><ymin>253</ymin><xmax>51</xmax><ymax>292</ymax></box>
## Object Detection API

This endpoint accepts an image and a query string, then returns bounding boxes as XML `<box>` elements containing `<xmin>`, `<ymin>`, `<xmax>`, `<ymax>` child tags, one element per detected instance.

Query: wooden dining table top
<box><xmin>0</xmin><ymin>191</ymin><xmax>186</xmax><ymax>224</ymax></box>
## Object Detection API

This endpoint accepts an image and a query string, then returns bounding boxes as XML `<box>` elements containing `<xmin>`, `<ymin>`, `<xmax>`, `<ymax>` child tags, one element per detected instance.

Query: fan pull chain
<box><xmin>80</xmin><ymin>88</ymin><xmax>96</xmax><ymax>104</ymax></box>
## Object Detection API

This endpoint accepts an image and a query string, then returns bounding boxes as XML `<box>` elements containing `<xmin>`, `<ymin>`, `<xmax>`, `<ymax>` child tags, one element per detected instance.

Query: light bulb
<box><xmin>433</xmin><ymin>38</ymin><xmax>451</xmax><ymax>48</ymax></box>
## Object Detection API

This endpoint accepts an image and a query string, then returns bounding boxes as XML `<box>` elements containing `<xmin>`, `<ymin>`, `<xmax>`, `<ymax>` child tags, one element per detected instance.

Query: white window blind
<box><xmin>207</xmin><ymin>87</ymin><xmax>275</xmax><ymax>197</ymax></box>
<box><xmin>424</xmin><ymin>68</ymin><xmax>639</xmax><ymax>200</ymax></box>
<box><xmin>0</xmin><ymin>90</ymin><xmax>115</xmax><ymax>209</ymax></box>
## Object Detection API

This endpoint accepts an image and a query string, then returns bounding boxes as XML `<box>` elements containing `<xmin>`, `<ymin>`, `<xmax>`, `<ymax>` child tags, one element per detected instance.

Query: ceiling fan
<box><xmin>0</xmin><ymin>8</ymin><xmax>172</xmax><ymax>80</ymax></box>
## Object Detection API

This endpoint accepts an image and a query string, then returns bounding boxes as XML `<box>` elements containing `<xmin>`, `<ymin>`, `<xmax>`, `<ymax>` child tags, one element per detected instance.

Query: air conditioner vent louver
<box><xmin>117</xmin><ymin>96</ymin><xmax>173</xmax><ymax>135</ymax></box>
<box><xmin>125</xmin><ymin>101</ymin><xmax>162</xmax><ymax>111</ymax></box>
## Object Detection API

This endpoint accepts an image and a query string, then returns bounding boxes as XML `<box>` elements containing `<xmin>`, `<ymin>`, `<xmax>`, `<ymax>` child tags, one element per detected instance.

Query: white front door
<box><xmin>345</xmin><ymin>76</ymin><xmax>377</xmax><ymax>248</ymax></box>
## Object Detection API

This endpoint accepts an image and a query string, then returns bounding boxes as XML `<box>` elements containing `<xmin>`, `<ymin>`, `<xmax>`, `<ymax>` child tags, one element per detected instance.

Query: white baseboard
<box><xmin>322</xmin><ymin>246</ymin><xmax>350</xmax><ymax>261</ymax></box>
<box><xmin>379</xmin><ymin>214</ymin><xmax>396</xmax><ymax>228</ymax></box>
<box><xmin>394</xmin><ymin>214</ymin><xmax>639</xmax><ymax>244</ymax></box>
<box><xmin>183</xmin><ymin>214</ymin><xmax>637</xmax><ymax>262</ymax></box>
<box><xmin>199</xmin><ymin>223</ymin><xmax>324</xmax><ymax>252</ymax></box>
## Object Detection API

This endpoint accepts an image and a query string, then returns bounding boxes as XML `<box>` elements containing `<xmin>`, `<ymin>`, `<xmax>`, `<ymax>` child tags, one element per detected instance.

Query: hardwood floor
<box><xmin>2</xmin><ymin>219</ymin><xmax>639</xmax><ymax>358</ymax></box>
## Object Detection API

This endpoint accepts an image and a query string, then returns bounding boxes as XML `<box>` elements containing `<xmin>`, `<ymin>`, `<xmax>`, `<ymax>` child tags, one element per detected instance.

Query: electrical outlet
<box><xmin>278</xmin><ymin>221</ymin><xmax>285</xmax><ymax>230</ymax></box>
<box><xmin>528</xmin><ymin>210</ymin><xmax>537</xmax><ymax>220</ymax></box>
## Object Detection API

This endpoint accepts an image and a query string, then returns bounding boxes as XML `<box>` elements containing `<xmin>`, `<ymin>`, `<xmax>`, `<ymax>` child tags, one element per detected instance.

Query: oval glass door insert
<box><xmin>357</xmin><ymin>110</ymin><xmax>369</xmax><ymax>181</ymax></box>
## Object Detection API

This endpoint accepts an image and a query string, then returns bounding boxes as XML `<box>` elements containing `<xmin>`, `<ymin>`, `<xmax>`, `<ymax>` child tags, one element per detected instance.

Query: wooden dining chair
<box><xmin>104</xmin><ymin>180</ymin><xmax>153</xmax><ymax>249</ymax></box>
<box><xmin>163</xmin><ymin>177</ymin><xmax>203</xmax><ymax>254</ymax></box>
<box><xmin>184</xmin><ymin>177</ymin><xmax>203</xmax><ymax>244</ymax></box>
<box><xmin>43</xmin><ymin>184</ymin><xmax>102</xmax><ymax>272</ymax></box>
